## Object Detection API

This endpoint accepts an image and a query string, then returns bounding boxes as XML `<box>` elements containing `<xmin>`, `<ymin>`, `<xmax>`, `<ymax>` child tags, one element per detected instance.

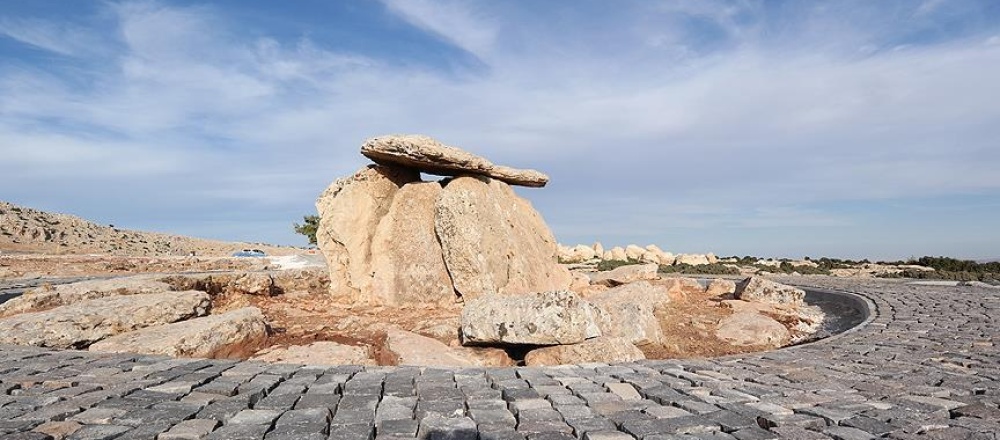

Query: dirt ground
<box><xmin>0</xmin><ymin>254</ymin><xmax>272</xmax><ymax>279</ymax></box>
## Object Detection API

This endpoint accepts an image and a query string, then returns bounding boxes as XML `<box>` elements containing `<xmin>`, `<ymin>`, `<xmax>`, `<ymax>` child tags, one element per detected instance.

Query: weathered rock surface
<box><xmin>588</xmin><ymin>287</ymin><xmax>664</xmax><ymax>346</ymax></box>
<box><xmin>360</xmin><ymin>135</ymin><xmax>549</xmax><ymax>187</ymax></box>
<box><xmin>715</xmin><ymin>312</ymin><xmax>790</xmax><ymax>347</ymax></box>
<box><xmin>705</xmin><ymin>278</ymin><xmax>737</xmax><ymax>296</ymax></box>
<box><xmin>315</xmin><ymin>165</ymin><xmax>420</xmax><ymax>300</ymax></box>
<box><xmin>590</xmin><ymin>263</ymin><xmax>659</xmax><ymax>287</ymax></box>
<box><xmin>675</xmin><ymin>254</ymin><xmax>711</xmax><ymax>266</ymax></box>
<box><xmin>0</xmin><ymin>291</ymin><xmax>210</xmax><ymax>348</ymax></box>
<box><xmin>524</xmin><ymin>337</ymin><xmax>645</xmax><ymax>366</ymax></box>
<box><xmin>720</xmin><ymin>300</ymin><xmax>825</xmax><ymax>343</ymax></box>
<box><xmin>252</xmin><ymin>341</ymin><xmax>374</xmax><ymax>366</ymax></box>
<box><xmin>436</xmin><ymin>176</ymin><xmax>570</xmax><ymax>300</ymax></box>
<box><xmin>89</xmin><ymin>307</ymin><xmax>268</xmax><ymax>358</ymax></box>
<box><xmin>653</xmin><ymin>277</ymin><xmax>707</xmax><ymax>300</ymax></box>
<box><xmin>385</xmin><ymin>329</ymin><xmax>514</xmax><ymax>367</ymax></box>
<box><xmin>226</xmin><ymin>273</ymin><xmax>276</xmax><ymax>296</ymax></box>
<box><xmin>0</xmin><ymin>277</ymin><xmax>173</xmax><ymax>318</ymax></box>
<box><xmin>369</xmin><ymin>182</ymin><xmax>455</xmax><ymax>306</ymax></box>
<box><xmin>460</xmin><ymin>291</ymin><xmax>604</xmax><ymax>345</ymax></box>
<box><xmin>735</xmin><ymin>276</ymin><xmax>805</xmax><ymax>305</ymax></box>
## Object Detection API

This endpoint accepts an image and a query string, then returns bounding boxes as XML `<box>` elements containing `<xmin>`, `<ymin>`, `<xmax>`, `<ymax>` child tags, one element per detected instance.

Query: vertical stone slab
<box><xmin>369</xmin><ymin>182</ymin><xmax>456</xmax><ymax>306</ymax></box>
<box><xmin>315</xmin><ymin>165</ymin><xmax>419</xmax><ymax>300</ymax></box>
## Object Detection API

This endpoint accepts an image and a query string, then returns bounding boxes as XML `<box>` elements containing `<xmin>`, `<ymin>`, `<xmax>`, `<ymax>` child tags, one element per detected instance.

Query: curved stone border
<box><xmin>1</xmin><ymin>277</ymin><xmax>998</xmax><ymax>439</ymax></box>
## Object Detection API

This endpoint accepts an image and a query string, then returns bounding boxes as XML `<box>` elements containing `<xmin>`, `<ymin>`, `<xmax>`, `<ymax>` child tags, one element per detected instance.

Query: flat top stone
<box><xmin>360</xmin><ymin>134</ymin><xmax>549</xmax><ymax>187</ymax></box>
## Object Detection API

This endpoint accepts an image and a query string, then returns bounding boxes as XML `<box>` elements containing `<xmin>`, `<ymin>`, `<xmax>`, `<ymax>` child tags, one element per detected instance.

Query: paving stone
<box><xmin>839</xmin><ymin>416</ymin><xmax>895</xmax><ymax>436</ymax></box>
<box><xmin>2</xmin><ymin>433</ymin><xmax>54</xmax><ymax>440</ymax></box>
<box><xmin>822</xmin><ymin>426</ymin><xmax>875</xmax><ymax>440</ymax></box>
<box><xmin>417</xmin><ymin>416</ymin><xmax>477</xmax><ymax>440</ymax></box>
<box><xmin>65</xmin><ymin>424</ymin><xmax>131</xmax><ymax>440</ymax></box>
<box><xmin>204</xmin><ymin>422</ymin><xmax>271</xmax><ymax>440</ymax></box>
<box><xmin>158</xmin><ymin>418</ymin><xmax>220</xmax><ymax>440</ymax></box>
<box><xmin>228</xmin><ymin>409</ymin><xmax>282</xmax><ymax>425</ymax></box>
<box><xmin>69</xmin><ymin>408</ymin><xmax>127</xmax><ymax>425</ymax></box>
<box><xmin>377</xmin><ymin>418</ymin><xmax>419</xmax><ymax>436</ymax></box>
<box><xmin>581</xmin><ymin>432</ymin><xmax>633</xmax><ymax>440</ymax></box>
<box><xmin>604</xmin><ymin>383</ymin><xmax>642</xmax><ymax>401</ymax></box>
<box><xmin>729</xmin><ymin>426</ymin><xmax>777</xmax><ymax>440</ymax></box>
<box><xmin>33</xmin><ymin>420</ymin><xmax>83</xmax><ymax>440</ymax></box>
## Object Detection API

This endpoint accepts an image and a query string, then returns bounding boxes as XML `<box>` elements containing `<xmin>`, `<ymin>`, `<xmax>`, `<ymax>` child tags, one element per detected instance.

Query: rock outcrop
<box><xmin>436</xmin><ymin>176</ymin><xmax>571</xmax><ymax>300</ymax></box>
<box><xmin>715</xmin><ymin>312</ymin><xmax>790</xmax><ymax>347</ymax></box>
<box><xmin>315</xmin><ymin>136</ymin><xmax>569</xmax><ymax>306</ymax></box>
<box><xmin>705</xmin><ymin>279</ymin><xmax>737</xmax><ymax>296</ymax></box>
<box><xmin>460</xmin><ymin>291</ymin><xmax>604</xmax><ymax>346</ymax></box>
<box><xmin>735</xmin><ymin>276</ymin><xmax>805</xmax><ymax>305</ymax></box>
<box><xmin>385</xmin><ymin>329</ymin><xmax>514</xmax><ymax>367</ymax></box>
<box><xmin>360</xmin><ymin>135</ymin><xmax>549</xmax><ymax>187</ymax></box>
<box><xmin>316</xmin><ymin>165</ymin><xmax>420</xmax><ymax>301</ymax></box>
<box><xmin>524</xmin><ymin>337</ymin><xmax>645</xmax><ymax>366</ymax></box>
<box><xmin>89</xmin><ymin>307</ymin><xmax>268</xmax><ymax>358</ymax></box>
<box><xmin>588</xmin><ymin>287</ymin><xmax>664</xmax><ymax>346</ymax></box>
<box><xmin>0</xmin><ymin>277</ymin><xmax>174</xmax><ymax>318</ymax></box>
<box><xmin>590</xmin><ymin>263</ymin><xmax>659</xmax><ymax>287</ymax></box>
<box><xmin>0</xmin><ymin>291</ymin><xmax>210</xmax><ymax>348</ymax></box>
<box><xmin>369</xmin><ymin>182</ymin><xmax>454</xmax><ymax>306</ymax></box>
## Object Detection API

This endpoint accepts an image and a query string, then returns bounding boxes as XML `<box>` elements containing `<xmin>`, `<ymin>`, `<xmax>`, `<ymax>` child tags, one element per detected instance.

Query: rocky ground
<box><xmin>0</xmin><ymin>260</ymin><xmax>826</xmax><ymax>368</ymax></box>
<box><xmin>0</xmin><ymin>201</ymin><xmax>300</xmax><ymax>257</ymax></box>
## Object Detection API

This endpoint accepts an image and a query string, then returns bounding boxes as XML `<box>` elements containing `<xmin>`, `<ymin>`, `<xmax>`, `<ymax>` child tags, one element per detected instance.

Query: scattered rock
<box><xmin>596</xmin><ymin>281</ymin><xmax>671</xmax><ymax>312</ymax></box>
<box><xmin>436</xmin><ymin>175</ymin><xmax>571</xmax><ymax>300</ymax></box>
<box><xmin>315</xmin><ymin>164</ymin><xmax>420</xmax><ymax>301</ymax></box>
<box><xmin>524</xmin><ymin>337</ymin><xmax>645</xmax><ymax>366</ymax></box>
<box><xmin>735</xmin><ymin>276</ymin><xmax>805</xmax><ymax>305</ymax></box>
<box><xmin>460</xmin><ymin>291</ymin><xmax>604</xmax><ymax>345</ymax></box>
<box><xmin>360</xmin><ymin>134</ymin><xmax>549</xmax><ymax>187</ymax></box>
<box><xmin>0</xmin><ymin>276</ymin><xmax>173</xmax><ymax>318</ymax></box>
<box><xmin>590</xmin><ymin>263</ymin><xmax>659</xmax><ymax>287</ymax></box>
<box><xmin>705</xmin><ymin>279</ymin><xmax>737</xmax><ymax>296</ymax></box>
<box><xmin>653</xmin><ymin>277</ymin><xmax>706</xmax><ymax>300</ymax></box>
<box><xmin>609</xmin><ymin>247</ymin><xmax>628</xmax><ymax>261</ymax></box>
<box><xmin>715</xmin><ymin>312</ymin><xmax>790</xmax><ymax>347</ymax></box>
<box><xmin>588</xmin><ymin>285</ymin><xmax>664</xmax><ymax>346</ymax></box>
<box><xmin>252</xmin><ymin>341</ymin><xmax>374</xmax><ymax>366</ymax></box>
<box><xmin>370</xmin><ymin>182</ymin><xmax>455</xmax><ymax>306</ymax></box>
<box><xmin>625</xmin><ymin>245</ymin><xmax>646</xmax><ymax>261</ymax></box>
<box><xmin>569</xmin><ymin>271</ymin><xmax>592</xmax><ymax>290</ymax></box>
<box><xmin>89</xmin><ymin>307</ymin><xmax>268</xmax><ymax>358</ymax></box>
<box><xmin>226</xmin><ymin>273</ymin><xmax>276</xmax><ymax>296</ymax></box>
<box><xmin>0</xmin><ymin>291</ymin><xmax>210</xmax><ymax>348</ymax></box>
<box><xmin>385</xmin><ymin>329</ymin><xmax>514</xmax><ymax>367</ymax></box>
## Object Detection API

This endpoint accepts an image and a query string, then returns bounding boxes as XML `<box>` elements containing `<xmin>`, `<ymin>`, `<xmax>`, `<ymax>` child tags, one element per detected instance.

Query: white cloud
<box><xmin>0</xmin><ymin>18</ymin><xmax>104</xmax><ymax>56</ymax></box>
<box><xmin>2</xmin><ymin>1</ymin><xmax>999</xmax><ymax>255</ymax></box>
<box><xmin>379</xmin><ymin>0</ymin><xmax>497</xmax><ymax>59</ymax></box>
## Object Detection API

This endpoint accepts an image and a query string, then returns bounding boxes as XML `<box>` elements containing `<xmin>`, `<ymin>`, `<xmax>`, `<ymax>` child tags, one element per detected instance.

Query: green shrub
<box><xmin>596</xmin><ymin>259</ymin><xmax>641</xmax><ymax>271</ymax></box>
<box><xmin>658</xmin><ymin>263</ymin><xmax>740</xmax><ymax>275</ymax></box>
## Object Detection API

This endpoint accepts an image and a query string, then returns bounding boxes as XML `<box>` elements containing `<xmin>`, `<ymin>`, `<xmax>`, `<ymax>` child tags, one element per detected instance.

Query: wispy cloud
<box><xmin>1</xmin><ymin>1</ymin><xmax>999</xmax><ymax>258</ymax></box>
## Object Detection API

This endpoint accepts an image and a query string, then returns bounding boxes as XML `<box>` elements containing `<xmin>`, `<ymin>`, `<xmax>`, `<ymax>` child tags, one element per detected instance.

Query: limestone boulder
<box><xmin>597</xmin><ymin>281</ymin><xmax>670</xmax><ymax>312</ymax></box>
<box><xmin>735</xmin><ymin>276</ymin><xmax>805</xmax><ymax>305</ymax></box>
<box><xmin>0</xmin><ymin>276</ymin><xmax>173</xmax><ymax>318</ymax></box>
<box><xmin>588</xmin><ymin>286</ymin><xmax>664</xmax><ymax>346</ymax></box>
<box><xmin>369</xmin><ymin>182</ymin><xmax>455</xmax><ymax>306</ymax></box>
<box><xmin>653</xmin><ymin>277</ymin><xmax>706</xmax><ymax>298</ymax></box>
<box><xmin>435</xmin><ymin>175</ymin><xmax>570</xmax><ymax>300</ymax></box>
<box><xmin>593</xmin><ymin>242</ymin><xmax>604</xmax><ymax>255</ymax></box>
<box><xmin>226</xmin><ymin>273</ymin><xmax>276</xmax><ymax>296</ymax></box>
<box><xmin>659</xmin><ymin>252</ymin><xmax>677</xmax><ymax>266</ymax></box>
<box><xmin>676</xmin><ymin>254</ymin><xmax>711</xmax><ymax>266</ymax></box>
<box><xmin>707</xmin><ymin>253</ymin><xmax>719</xmax><ymax>264</ymax></box>
<box><xmin>89</xmin><ymin>307</ymin><xmax>268</xmax><ymax>358</ymax></box>
<box><xmin>0</xmin><ymin>291</ymin><xmax>210</xmax><ymax>348</ymax></box>
<box><xmin>361</xmin><ymin>135</ymin><xmax>549</xmax><ymax>187</ymax></box>
<box><xmin>524</xmin><ymin>337</ymin><xmax>645</xmax><ymax>366</ymax></box>
<box><xmin>315</xmin><ymin>164</ymin><xmax>420</xmax><ymax>300</ymax></box>
<box><xmin>460</xmin><ymin>291</ymin><xmax>604</xmax><ymax>346</ymax></box>
<box><xmin>569</xmin><ymin>271</ymin><xmax>592</xmax><ymax>290</ymax></box>
<box><xmin>590</xmin><ymin>263</ymin><xmax>659</xmax><ymax>287</ymax></box>
<box><xmin>252</xmin><ymin>341</ymin><xmax>374</xmax><ymax>366</ymax></box>
<box><xmin>609</xmin><ymin>247</ymin><xmax>628</xmax><ymax>261</ymax></box>
<box><xmin>705</xmin><ymin>279</ymin><xmax>737</xmax><ymax>297</ymax></box>
<box><xmin>715</xmin><ymin>312</ymin><xmax>790</xmax><ymax>348</ymax></box>
<box><xmin>638</xmin><ymin>251</ymin><xmax>660</xmax><ymax>264</ymax></box>
<box><xmin>625</xmin><ymin>245</ymin><xmax>645</xmax><ymax>261</ymax></box>
<box><xmin>386</xmin><ymin>329</ymin><xmax>514</xmax><ymax>367</ymax></box>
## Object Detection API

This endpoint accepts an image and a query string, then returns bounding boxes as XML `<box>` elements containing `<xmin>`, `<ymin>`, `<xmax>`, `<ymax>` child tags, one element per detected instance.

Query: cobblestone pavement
<box><xmin>1</xmin><ymin>278</ymin><xmax>998</xmax><ymax>439</ymax></box>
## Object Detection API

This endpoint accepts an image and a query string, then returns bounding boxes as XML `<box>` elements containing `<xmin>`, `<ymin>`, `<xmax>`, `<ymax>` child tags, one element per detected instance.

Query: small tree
<box><xmin>293</xmin><ymin>215</ymin><xmax>320</xmax><ymax>246</ymax></box>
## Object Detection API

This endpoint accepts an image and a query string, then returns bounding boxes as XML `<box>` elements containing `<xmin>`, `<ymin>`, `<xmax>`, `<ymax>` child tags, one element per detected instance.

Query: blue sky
<box><xmin>2</xmin><ymin>0</ymin><xmax>999</xmax><ymax>260</ymax></box>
